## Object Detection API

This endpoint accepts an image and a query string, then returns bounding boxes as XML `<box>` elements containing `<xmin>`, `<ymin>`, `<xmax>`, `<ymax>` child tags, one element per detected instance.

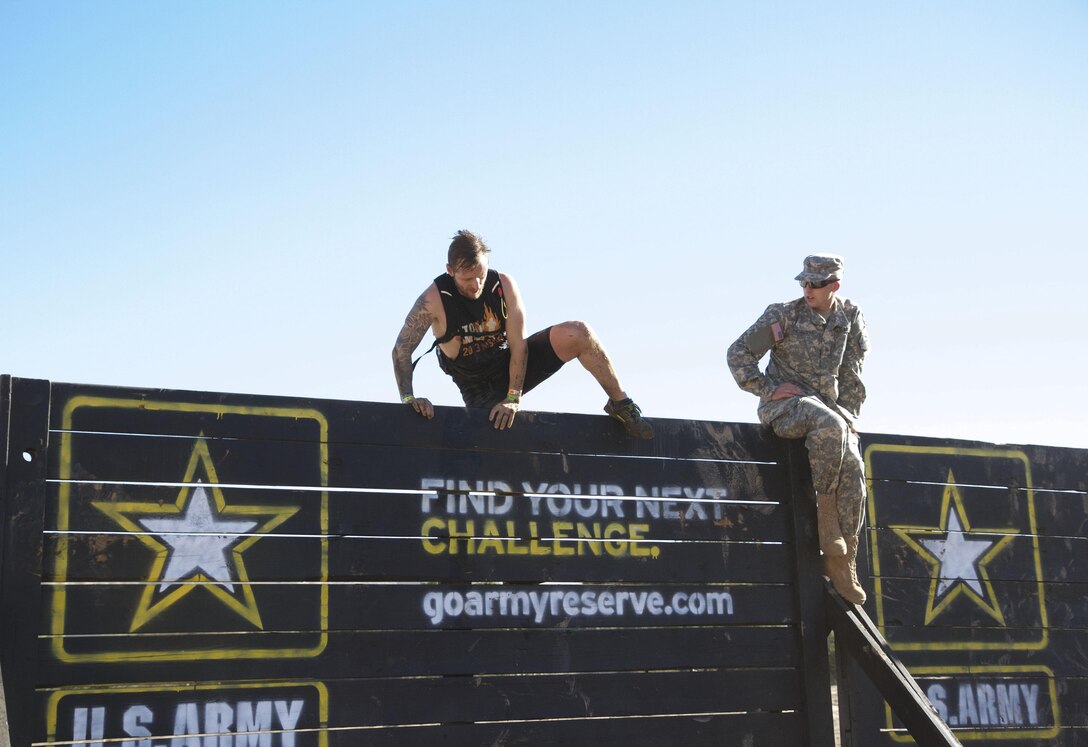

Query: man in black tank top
<box><xmin>392</xmin><ymin>230</ymin><xmax>653</xmax><ymax>438</ymax></box>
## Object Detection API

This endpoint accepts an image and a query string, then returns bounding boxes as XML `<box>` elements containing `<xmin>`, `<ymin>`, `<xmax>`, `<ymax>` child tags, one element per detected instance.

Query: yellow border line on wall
<box><xmin>864</xmin><ymin>443</ymin><xmax>1048</xmax><ymax>652</ymax></box>
<box><xmin>51</xmin><ymin>395</ymin><xmax>329</xmax><ymax>663</ymax></box>
<box><xmin>45</xmin><ymin>679</ymin><xmax>330</xmax><ymax>746</ymax></box>
<box><xmin>885</xmin><ymin>665</ymin><xmax>1059</xmax><ymax>742</ymax></box>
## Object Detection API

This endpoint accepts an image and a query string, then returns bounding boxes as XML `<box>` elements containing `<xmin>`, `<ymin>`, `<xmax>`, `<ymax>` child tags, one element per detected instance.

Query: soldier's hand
<box><xmin>489</xmin><ymin>400</ymin><xmax>519</xmax><ymax>430</ymax></box>
<box><xmin>405</xmin><ymin>397</ymin><xmax>434</xmax><ymax>419</ymax></box>
<box><xmin>771</xmin><ymin>383</ymin><xmax>805</xmax><ymax>400</ymax></box>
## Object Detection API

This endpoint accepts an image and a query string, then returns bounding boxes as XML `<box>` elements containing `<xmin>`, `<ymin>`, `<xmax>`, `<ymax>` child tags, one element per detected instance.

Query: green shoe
<box><xmin>604</xmin><ymin>398</ymin><xmax>654</xmax><ymax>439</ymax></box>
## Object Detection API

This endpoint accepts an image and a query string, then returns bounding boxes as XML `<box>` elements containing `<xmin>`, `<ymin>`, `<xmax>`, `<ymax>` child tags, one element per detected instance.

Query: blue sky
<box><xmin>2</xmin><ymin>1</ymin><xmax>1085</xmax><ymax>448</ymax></box>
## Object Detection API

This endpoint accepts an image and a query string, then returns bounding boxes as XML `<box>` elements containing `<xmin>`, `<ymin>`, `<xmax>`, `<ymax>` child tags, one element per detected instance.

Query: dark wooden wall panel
<box><xmin>40</xmin><ymin>685</ymin><xmax>806</xmax><ymax>747</ymax></box>
<box><xmin>0</xmin><ymin>379</ymin><xmax>835</xmax><ymax>746</ymax></box>
<box><xmin>47</xmin><ymin>381</ymin><xmax>790</xmax><ymax>462</ymax></box>
<box><xmin>39</xmin><ymin>668</ymin><xmax>803</xmax><ymax>733</ymax></box>
<box><xmin>40</xmin><ymin>580</ymin><xmax>796</xmax><ymax>633</ymax></box>
<box><xmin>50</xmin><ymin>431</ymin><xmax>788</xmax><ymax>495</ymax></box>
<box><xmin>318</xmin><ymin>713</ymin><xmax>808</xmax><ymax>747</ymax></box>
<box><xmin>46</xmin><ymin>532</ymin><xmax>796</xmax><ymax>583</ymax></box>
<box><xmin>37</xmin><ymin>622</ymin><xmax>802</xmax><ymax>684</ymax></box>
<box><xmin>848</xmin><ymin>433</ymin><xmax>1088</xmax><ymax>746</ymax></box>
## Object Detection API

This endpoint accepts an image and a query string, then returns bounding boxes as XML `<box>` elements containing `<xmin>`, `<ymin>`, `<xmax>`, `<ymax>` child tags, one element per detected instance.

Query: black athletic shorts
<box><xmin>457</xmin><ymin>326</ymin><xmax>566</xmax><ymax>409</ymax></box>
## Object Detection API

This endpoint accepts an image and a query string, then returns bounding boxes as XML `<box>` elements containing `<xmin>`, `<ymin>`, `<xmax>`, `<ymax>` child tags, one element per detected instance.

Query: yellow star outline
<box><xmin>891</xmin><ymin>469</ymin><xmax>1017</xmax><ymax>626</ymax></box>
<box><xmin>92</xmin><ymin>435</ymin><xmax>299</xmax><ymax>632</ymax></box>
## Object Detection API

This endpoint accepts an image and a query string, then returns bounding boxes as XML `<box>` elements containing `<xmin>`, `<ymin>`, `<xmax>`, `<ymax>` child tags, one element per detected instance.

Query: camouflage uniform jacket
<box><xmin>727</xmin><ymin>296</ymin><xmax>870</xmax><ymax>420</ymax></box>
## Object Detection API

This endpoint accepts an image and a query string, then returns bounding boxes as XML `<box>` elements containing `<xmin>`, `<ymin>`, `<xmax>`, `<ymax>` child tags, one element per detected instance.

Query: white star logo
<box><xmin>138</xmin><ymin>482</ymin><xmax>258</xmax><ymax>594</ymax></box>
<box><xmin>892</xmin><ymin>470</ymin><xmax>1016</xmax><ymax>625</ymax></box>
<box><xmin>920</xmin><ymin>508</ymin><xmax>994</xmax><ymax>599</ymax></box>
<box><xmin>93</xmin><ymin>436</ymin><xmax>299</xmax><ymax>631</ymax></box>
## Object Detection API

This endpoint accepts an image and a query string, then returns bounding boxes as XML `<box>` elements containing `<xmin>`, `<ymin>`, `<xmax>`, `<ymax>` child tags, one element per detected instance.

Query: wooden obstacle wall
<box><xmin>0</xmin><ymin>377</ymin><xmax>836</xmax><ymax>746</ymax></box>
<box><xmin>846</xmin><ymin>433</ymin><xmax>1088</xmax><ymax>746</ymax></box>
<box><xmin>4</xmin><ymin>376</ymin><xmax>1083</xmax><ymax>746</ymax></box>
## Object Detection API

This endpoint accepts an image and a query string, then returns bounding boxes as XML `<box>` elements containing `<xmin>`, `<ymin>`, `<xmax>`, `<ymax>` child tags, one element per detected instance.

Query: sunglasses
<box><xmin>800</xmin><ymin>278</ymin><xmax>837</xmax><ymax>289</ymax></box>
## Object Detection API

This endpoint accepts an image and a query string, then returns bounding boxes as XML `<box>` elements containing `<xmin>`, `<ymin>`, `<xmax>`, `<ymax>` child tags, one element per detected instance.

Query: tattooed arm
<box><xmin>392</xmin><ymin>285</ymin><xmax>440</xmax><ymax>419</ymax></box>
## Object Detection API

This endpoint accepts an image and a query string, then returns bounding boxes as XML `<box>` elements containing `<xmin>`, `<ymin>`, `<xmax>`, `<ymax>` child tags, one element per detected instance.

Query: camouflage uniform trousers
<box><xmin>757</xmin><ymin>395</ymin><xmax>865</xmax><ymax>538</ymax></box>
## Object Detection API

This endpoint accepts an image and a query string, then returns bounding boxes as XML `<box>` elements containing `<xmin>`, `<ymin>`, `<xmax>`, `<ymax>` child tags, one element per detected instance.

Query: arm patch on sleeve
<box><xmin>855</xmin><ymin>314</ymin><xmax>870</xmax><ymax>353</ymax></box>
<box><xmin>746</xmin><ymin>323</ymin><xmax>782</xmax><ymax>358</ymax></box>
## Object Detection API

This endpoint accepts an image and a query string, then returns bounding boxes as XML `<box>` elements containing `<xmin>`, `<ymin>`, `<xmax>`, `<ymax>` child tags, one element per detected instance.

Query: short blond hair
<box><xmin>448</xmin><ymin>229</ymin><xmax>490</xmax><ymax>271</ymax></box>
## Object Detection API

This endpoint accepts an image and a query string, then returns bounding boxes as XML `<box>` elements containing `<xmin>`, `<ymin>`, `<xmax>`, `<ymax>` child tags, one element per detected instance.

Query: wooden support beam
<box><xmin>0</xmin><ymin>378</ymin><xmax>51</xmax><ymax>747</ymax></box>
<box><xmin>826</xmin><ymin>584</ymin><xmax>962</xmax><ymax>747</ymax></box>
<box><xmin>786</xmin><ymin>440</ymin><xmax>836</xmax><ymax>746</ymax></box>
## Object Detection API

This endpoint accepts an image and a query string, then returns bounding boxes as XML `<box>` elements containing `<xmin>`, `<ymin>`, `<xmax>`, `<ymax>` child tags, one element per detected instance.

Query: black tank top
<box><xmin>433</xmin><ymin>270</ymin><xmax>509</xmax><ymax>385</ymax></box>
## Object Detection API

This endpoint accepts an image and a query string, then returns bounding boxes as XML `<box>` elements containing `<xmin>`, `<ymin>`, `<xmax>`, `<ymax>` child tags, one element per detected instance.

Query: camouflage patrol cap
<box><xmin>795</xmin><ymin>254</ymin><xmax>844</xmax><ymax>283</ymax></box>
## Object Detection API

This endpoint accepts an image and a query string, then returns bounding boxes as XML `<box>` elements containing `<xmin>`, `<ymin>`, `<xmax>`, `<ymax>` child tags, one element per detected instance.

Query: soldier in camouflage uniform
<box><xmin>727</xmin><ymin>255</ymin><xmax>870</xmax><ymax>604</ymax></box>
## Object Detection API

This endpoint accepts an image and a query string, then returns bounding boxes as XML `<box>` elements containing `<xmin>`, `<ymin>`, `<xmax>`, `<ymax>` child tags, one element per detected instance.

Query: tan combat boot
<box><xmin>824</xmin><ymin>535</ymin><xmax>866</xmax><ymax>605</ymax></box>
<box><xmin>816</xmin><ymin>492</ymin><xmax>847</xmax><ymax>557</ymax></box>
